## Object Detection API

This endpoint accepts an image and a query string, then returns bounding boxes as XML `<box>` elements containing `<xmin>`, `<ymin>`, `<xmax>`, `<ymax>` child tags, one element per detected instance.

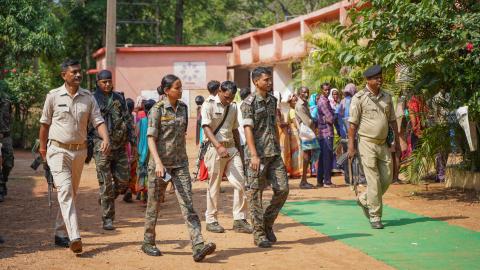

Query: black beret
<box><xmin>97</xmin><ymin>70</ymin><xmax>112</xmax><ymax>80</ymax></box>
<box><xmin>363</xmin><ymin>65</ymin><xmax>382</xmax><ymax>78</ymax></box>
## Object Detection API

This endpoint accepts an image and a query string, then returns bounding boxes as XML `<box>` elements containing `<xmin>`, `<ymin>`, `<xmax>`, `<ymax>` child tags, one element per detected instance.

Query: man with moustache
<box><xmin>39</xmin><ymin>59</ymin><xmax>109</xmax><ymax>253</ymax></box>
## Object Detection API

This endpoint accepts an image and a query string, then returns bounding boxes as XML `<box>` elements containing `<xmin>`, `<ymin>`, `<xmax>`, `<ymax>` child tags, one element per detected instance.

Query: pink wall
<box><xmin>95</xmin><ymin>48</ymin><xmax>229</xmax><ymax>100</ymax></box>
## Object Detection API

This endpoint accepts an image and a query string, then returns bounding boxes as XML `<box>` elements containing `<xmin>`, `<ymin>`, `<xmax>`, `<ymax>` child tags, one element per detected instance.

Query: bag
<box><xmin>301</xmin><ymin>138</ymin><xmax>320</xmax><ymax>150</ymax></box>
<box><xmin>198</xmin><ymin>105</ymin><xmax>231</xmax><ymax>160</ymax></box>
<box><xmin>299</xmin><ymin>123</ymin><xmax>316</xmax><ymax>141</ymax></box>
<box><xmin>299</xmin><ymin>123</ymin><xmax>320</xmax><ymax>150</ymax></box>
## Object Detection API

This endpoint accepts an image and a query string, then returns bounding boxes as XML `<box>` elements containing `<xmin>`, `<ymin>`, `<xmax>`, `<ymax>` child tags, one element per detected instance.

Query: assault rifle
<box><xmin>31</xmin><ymin>139</ymin><xmax>55</xmax><ymax>213</ymax></box>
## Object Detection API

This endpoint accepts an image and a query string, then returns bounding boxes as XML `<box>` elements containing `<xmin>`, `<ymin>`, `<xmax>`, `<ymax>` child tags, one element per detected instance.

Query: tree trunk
<box><xmin>85</xmin><ymin>38</ymin><xmax>91</xmax><ymax>90</ymax></box>
<box><xmin>175</xmin><ymin>0</ymin><xmax>184</xmax><ymax>44</ymax></box>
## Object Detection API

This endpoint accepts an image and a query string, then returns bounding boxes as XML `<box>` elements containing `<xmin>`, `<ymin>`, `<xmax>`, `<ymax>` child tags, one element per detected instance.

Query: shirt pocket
<box><xmin>76</xmin><ymin>103</ymin><xmax>89</xmax><ymax>122</ymax></box>
<box><xmin>364</xmin><ymin>108</ymin><xmax>378</xmax><ymax>119</ymax></box>
<box><xmin>54</xmin><ymin>105</ymin><xmax>71</xmax><ymax>123</ymax></box>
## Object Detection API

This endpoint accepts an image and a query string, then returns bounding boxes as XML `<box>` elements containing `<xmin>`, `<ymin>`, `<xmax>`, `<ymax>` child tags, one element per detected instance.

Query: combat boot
<box><xmin>265</xmin><ymin>227</ymin><xmax>277</xmax><ymax>243</ymax></box>
<box><xmin>370</xmin><ymin>221</ymin><xmax>384</xmax><ymax>229</ymax></box>
<box><xmin>0</xmin><ymin>185</ymin><xmax>5</xmax><ymax>202</ymax></box>
<box><xmin>254</xmin><ymin>236</ymin><xmax>272</xmax><ymax>248</ymax></box>
<box><xmin>356</xmin><ymin>198</ymin><xmax>370</xmax><ymax>220</ymax></box>
<box><xmin>54</xmin><ymin>235</ymin><xmax>70</xmax><ymax>248</ymax></box>
<box><xmin>141</xmin><ymin>243</ymin><xmax>162</xmax><ymax>256</ymax></box>
<box><xmin>103</xmin><ymin>219</ymin><xmax>115</xmax><ymax>230</ymax></box>
<box><xmin>233</xmin><ymin>219</ymin><xmax>253</xmax><ymax>233</ymax></box>
<box><xmin>206</xmin><ymin>222</ymin><xmax>225</xmax><ymax>233</ymax></box>
<box><xmin>123</xmin><ymin>190</ymin><xmax>133</xmax><ymax>203</ymax></box>
<box><xmin>192</xmin><ymin>242</ymin><xmax>216</xmax><ymax>262</ymax></box>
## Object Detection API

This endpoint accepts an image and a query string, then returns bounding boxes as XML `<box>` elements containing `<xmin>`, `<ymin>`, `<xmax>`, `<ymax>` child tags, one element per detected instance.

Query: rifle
<box><xmin>31</xmin><ymin>139</ymin><xmax>55</xmax><ymax>213</ymax></box>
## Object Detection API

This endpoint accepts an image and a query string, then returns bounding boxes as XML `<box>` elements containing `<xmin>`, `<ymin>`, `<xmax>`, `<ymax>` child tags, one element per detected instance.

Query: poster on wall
<box><xmin>139</xmin><ymin>90</ymin><xmax>190</xmax><ymax>117</ymax></box>
<box><xmin>174</xmin><ymin>62</ymin><xmax>206</xmax><ymax>89</ymax></box>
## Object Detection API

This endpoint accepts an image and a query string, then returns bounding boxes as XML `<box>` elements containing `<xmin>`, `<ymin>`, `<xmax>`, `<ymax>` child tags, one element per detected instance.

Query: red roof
<box><xmin>92</xmin><ymin>46</ymin><xmax>232</xmax><ymax>59</ymax></box>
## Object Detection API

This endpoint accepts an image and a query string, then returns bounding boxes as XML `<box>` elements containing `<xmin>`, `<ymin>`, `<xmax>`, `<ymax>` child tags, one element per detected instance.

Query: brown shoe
<box><xmin>69</xmin><ymin>238</ymin><xmax>82</xmax><ymax>253</ymax></box>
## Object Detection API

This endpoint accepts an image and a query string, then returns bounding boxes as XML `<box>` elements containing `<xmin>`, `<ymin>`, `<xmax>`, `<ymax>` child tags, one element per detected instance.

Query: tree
<box><xmin>336</xmin><ymin>0</ymin><xmax>480</xmax><ymax>180</ymax></box>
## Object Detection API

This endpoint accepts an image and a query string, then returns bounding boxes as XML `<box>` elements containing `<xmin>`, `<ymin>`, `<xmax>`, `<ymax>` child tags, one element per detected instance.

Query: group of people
<box><xmin>35</xmin><ymin>60</ymin><xmax>293</xmax><ymax>262</ymax></box>
<box><xmin>0</xmin><ymin>57</ymin><xmax>421</xmax><ymax>262</ymax></box>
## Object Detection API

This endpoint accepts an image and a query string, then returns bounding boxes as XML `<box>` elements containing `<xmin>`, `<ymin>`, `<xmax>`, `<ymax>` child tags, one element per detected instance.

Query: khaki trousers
<box><xmin>47</xmin><ymin>143</ymin><xmax>87</xmax><ymax>240</ymax></box>
<box><xmin>357</xmin><ymin>138</ymin><xmax>392</xmax><ymax>222</ymax></box>
<box><xmin>204</xmin><ymin>145</ymin><xmax>248</xmax><ymax>224</ymax></box>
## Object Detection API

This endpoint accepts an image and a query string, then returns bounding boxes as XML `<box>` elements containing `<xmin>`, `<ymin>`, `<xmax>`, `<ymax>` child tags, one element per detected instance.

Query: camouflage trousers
<box><xmin>245</xmin><ymin>155</ymin><xmax>289</xmax><ymax>241</ymax></box>
<box><xmin>143</xmin><ymin>165</ymin><xmax>204</xmax><ymax>249</ymax></box>
<box><xmin>1</xmin><ymin>136</ymin><xmax>14</xmax><ymax>184</ymax></box>
<box><xmin>93</xmin><ymin>141</ymin><xmax>129</xmax><ymax>221</ymax></box>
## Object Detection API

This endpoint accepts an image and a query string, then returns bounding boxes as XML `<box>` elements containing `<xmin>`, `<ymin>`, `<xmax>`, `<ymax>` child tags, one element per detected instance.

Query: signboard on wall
<box><xmin>173</xmin><ymin>61</ymin><xmax>206</xmax><ymax>89</ymax></box>
<box><xmin>140</xmin><ymin>90</ymin><xmax>191</xmax><ymax>117</ymax></box>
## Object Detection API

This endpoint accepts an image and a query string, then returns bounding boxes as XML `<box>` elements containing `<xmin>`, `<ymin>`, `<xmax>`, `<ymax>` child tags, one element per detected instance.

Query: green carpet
<box><xmin>281</xmin><ymin>200</ymin><xmax>480</xmax><ymax>270</ymax></box>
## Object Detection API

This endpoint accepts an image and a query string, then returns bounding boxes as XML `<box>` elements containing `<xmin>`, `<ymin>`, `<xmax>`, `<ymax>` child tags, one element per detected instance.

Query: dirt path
<box><xmin>0</xmin><ymin>142</ymin><xmax>478</xmax><ymax>270</ymax></box>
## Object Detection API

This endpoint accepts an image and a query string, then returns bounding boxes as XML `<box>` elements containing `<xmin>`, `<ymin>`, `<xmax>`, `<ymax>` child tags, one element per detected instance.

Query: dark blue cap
<box><xmin>363</xmin><ymin>65</ymin><xmax>382</xmax><ymax>78</ymax></box>
<box><xmin>96</xmin><ymin>70</ymin><xmax>112</xmax><ymax>80</ymax></box>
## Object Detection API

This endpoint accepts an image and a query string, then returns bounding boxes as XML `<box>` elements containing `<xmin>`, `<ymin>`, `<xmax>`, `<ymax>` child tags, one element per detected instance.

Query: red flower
<box><xmin>2</xmin><ymin>69</ymin><xmax>8</xmax><ymax>74</ymax></box>
<box><xmin>466</xmin><ymin>42</ymin><xmax>474</xmax><ymax>53</ymax></box>
<box><xmin>11</xmin><ymin>68</ymin><xmax>16</xmax><ymax>73</ymax></box>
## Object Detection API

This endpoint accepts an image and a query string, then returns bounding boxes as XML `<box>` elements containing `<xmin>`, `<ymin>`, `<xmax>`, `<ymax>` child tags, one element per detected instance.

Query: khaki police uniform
<box><xmin>40</xmin><ymin>84</ymin><xmax>104</xmax><ymax>240</ymax></box>
<box><xmin>348</xmin><ymin>86</ymin><xmax>396</xmax><ymax>222</ymax></box>
<box><xmin>201</xmin><ymin>95</ymin><xmax>248</xmax><ymax>224</ymax></box>
<box><xmin>241</xmin><ymin>92</ymin><xmax>289</xmax><ymax>242</ymax></box>
<box><xmin>143</xmin><ymin>99</ymin><xmax>206</xmax><ymax>249</ymax></box>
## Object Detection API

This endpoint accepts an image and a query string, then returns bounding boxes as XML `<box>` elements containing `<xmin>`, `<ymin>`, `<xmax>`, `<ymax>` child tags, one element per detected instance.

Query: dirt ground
<box><xmin>0</xmin><ymin>139</ymin><xmax>479</xmax><ymax>270</ymax></box>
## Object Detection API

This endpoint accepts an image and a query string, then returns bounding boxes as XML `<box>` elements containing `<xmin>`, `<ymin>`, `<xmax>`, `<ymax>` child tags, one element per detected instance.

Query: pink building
<box><xmin>91</xmin><ymin>0</ymin><xmax>354</xmax><ymax>120</ymax></box>
<box><xmin>227</xmin><ymin>0</ymin><xmax>354</xmax><ymax>97</ymax></box>
<box><xmin>91</xmin><ymin>46</ymin><xmax>231</xmax><ymax>117</ymax></box>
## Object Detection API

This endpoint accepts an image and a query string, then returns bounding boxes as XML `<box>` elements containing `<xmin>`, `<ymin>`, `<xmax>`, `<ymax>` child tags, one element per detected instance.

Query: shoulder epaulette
<box><xmin>268</xmin><ymin>93</ymin><xmax>278</xmax><ymax>102</ymax></box>
<box><xmin>354</xmin><ymin>90</ymin><xmax>366</xmax><ymax>98</ymax></box>
<box><xmin>79</xmin><ymin>88</ymin><xmax>92</xmax><ymax>95</ymax></box>
<box><xmin>243</xmin><ymin>94</ymin><xmax>255</xmax><ymax>105</ymax></box>
<box><xmin>153</xmin><ymin>101</ymin><xmax>164</xmax><ymax>110</ymax></box>
<box><xmin>48</xmin><ymin>87</ymin><xmax>62</xmax><ymax>94</ymax></box>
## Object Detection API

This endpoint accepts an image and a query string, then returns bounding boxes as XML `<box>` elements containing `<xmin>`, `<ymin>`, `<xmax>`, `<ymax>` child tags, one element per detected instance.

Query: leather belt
<box><xmin>50</xmin><ymin>140</ymin><xmax>87</xmax><ymax>151</ymax></box>
<box><xmin>220</xmin><ymin>141</ymin><xmax>236</xmax><ymax>148</ymax></box>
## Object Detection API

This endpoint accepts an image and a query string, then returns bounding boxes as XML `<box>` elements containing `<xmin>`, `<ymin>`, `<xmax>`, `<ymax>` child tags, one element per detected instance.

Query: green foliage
<box><xmin>295</xmin><ymin>25</ymin><xmax>364</xmax><ymax>91</ymax></box>
<box><xmin>0</xmin><ymin>0</ymin><xmax>62</xmax><ymax>65</ymax></box>
<box><xmin>401</xmin><ymin>124</ymin><xmax>451</xmax><ymax>184</ymax></box>
<box><xmin>336</xmin><ymin>0</ymin><xmax>480</xmax><ymax>174</ymax></box>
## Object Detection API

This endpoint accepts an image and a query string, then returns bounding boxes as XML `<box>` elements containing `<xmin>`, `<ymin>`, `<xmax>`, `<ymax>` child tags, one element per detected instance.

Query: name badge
<box><xmin>161</xmin><ymin>116</ymin><xmax>175</xmax><ymax>121</ymax></box>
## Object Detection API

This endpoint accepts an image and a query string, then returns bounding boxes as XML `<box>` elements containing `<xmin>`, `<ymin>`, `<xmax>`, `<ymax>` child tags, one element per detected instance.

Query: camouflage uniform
<box><xmin>0</xmin><ymin>96</ymin><xmax>13</xmax><ymax>197</ymax></box>
<box><xmin>143</xmin><ymin>99</ymin><xmax>205</xmax><ymax>249</ymax></box>
<box><xmin>90</xmin><ymin>90</ymin><xmax>135</xmax><ymax>222</ymax></box>
<box><xmin>241</xmin><ymin>93</ymin><xmax>289</xmax><ymax>242</ymax></box>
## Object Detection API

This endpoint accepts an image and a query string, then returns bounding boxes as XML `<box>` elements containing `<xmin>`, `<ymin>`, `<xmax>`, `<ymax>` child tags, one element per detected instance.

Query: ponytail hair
<box><xmin>157</xmin><ymin>74</ymin><xmax>180</xmax><ymax>96</ymax></box>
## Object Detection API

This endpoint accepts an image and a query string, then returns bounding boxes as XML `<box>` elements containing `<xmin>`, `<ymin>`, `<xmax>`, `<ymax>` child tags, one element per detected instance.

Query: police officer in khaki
<box><xmin>202</xmin><ymin>80</ymin><xmax>252</xmax><ymax>234</ymax></box>
<box><xmin>347</xmin><ymin>65</ymin><xmax>400</xmax><ymax>229</ymax></box>
<box><xmin>39</xmin><ymin>59</ymin><xmax>109</xmax><ymax>253</ymax></box>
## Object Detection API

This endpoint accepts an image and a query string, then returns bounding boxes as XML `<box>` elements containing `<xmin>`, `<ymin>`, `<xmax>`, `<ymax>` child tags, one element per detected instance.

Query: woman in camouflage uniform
<box><xmin>141</xmin><ymin>74</ymin><xmax>216</xmax><ymax>262</ymax></box>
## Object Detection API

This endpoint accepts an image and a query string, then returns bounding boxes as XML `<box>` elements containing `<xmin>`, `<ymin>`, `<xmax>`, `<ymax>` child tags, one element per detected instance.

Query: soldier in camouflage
<box><xmin>90</xmin><ymin>70</ymin><xmax>136</xmax><ymax>230</ymax></box>
<box><xmin>241</xmin><ymin>67</ymin><xmax>289</xmax><ymax>248</ymax></box>
<box><xmin>0</xmin><ymin>94</ymin><xmax>13</xmax><ymax>202</ymax></box>
<box><xmin>141</xmin><ymin>74</ymin><xmax>215</xmax><ymax>262</ymax></box>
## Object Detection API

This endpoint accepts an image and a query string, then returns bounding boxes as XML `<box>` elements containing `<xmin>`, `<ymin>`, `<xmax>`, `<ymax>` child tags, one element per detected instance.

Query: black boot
<box><xmin>265</xmin><ymin>227</ymin><xmax>277</xmax><ymax>243</ymax></box>
<box><xmin>141</xmin><ymin>243</ymin><xmax>162</xmax><ymax>256</ymax></box>
<box><xmin>192</xmin><ymin>242</ymin><xmax>216</xmax><ymax>262</ymax></box>
<box><xmin>0</xmin><ymin>184</ymin><xmax>5</xmax><ymax>202</ymax></box>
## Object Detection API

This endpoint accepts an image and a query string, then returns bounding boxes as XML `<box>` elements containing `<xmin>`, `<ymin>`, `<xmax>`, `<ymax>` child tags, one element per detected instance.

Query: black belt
<box><xmin>1</xmin><ymin>132</ymin><xmax>10</xmax><ymax>137</ymax></box>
